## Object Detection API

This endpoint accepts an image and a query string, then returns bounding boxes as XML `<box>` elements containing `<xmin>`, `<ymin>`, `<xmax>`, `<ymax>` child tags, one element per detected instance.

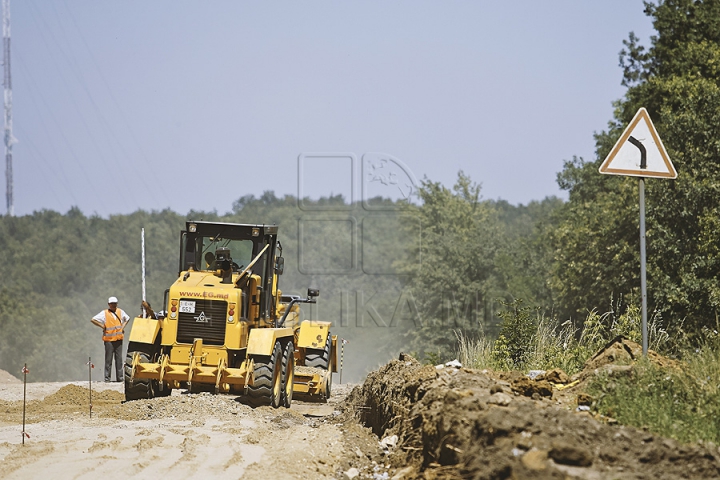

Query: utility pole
<box><xmin>3</xmin><ymin>0</ymin><xmax>13</xmax><ymax>216</ymax></box>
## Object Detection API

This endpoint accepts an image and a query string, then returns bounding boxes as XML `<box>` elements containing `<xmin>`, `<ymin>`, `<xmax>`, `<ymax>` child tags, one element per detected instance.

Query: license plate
<box><xmin>179</xmin><ymin>300</ymin><xmax>196</xmax><ymax>313</ymax></box>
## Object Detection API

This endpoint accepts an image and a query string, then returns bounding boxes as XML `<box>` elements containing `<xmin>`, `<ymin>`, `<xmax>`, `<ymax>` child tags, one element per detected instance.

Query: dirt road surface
<box><xmin>0</xmin><ymin>378</ymin><xmax>381</xmax><ymax>480</ymax></box>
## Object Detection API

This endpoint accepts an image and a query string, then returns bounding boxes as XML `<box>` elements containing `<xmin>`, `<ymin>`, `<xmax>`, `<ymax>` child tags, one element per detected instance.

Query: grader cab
<box><xmin>124</xmin><ymin>221</ymin><xmax>337</xmax><ymax>407</ymax></box>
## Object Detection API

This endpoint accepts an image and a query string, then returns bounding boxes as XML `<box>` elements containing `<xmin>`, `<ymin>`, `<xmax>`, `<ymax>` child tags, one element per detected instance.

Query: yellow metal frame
<box><xmin>131</xmin><ymin>344</ymin><xmax>256</xmax><ymax>393</ymax></box>
<box><xmin>297</xmin><ymin>320</ymin><xmax>331</xmax><ymax>349</ymax></box>
<box><xmin>293</xmin><ymin>368</ymin><xmax>332</xmax><ymax>397</ymax></box>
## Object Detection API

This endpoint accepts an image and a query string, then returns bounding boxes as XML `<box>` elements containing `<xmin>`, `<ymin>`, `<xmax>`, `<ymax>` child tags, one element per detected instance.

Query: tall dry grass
<box><xmin>454</xmin><ymin>300</ymin><xmax>675</xmax><ymax>375</ymax></box>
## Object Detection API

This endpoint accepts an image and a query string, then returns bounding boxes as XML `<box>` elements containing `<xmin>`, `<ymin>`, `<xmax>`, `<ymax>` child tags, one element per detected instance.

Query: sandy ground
<box><xmin>0</xmin><ymin>379</ymin><xmax>379</xmax><ymax>480</ymax></box>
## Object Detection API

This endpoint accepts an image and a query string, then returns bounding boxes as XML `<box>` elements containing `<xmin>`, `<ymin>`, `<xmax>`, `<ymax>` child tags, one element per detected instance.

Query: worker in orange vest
<box><xmin>91</xmin><ymin>296</ymin><xmax>130</xmax><ymax>382</ymax></box>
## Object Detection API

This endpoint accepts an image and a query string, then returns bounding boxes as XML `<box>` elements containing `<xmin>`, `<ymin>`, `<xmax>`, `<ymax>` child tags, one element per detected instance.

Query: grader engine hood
<box><xmin>177</xmin><ymin>270</ymin><xmax>233</xmax><ymax>289</ymax></box>
<box><xmin>165</xmin><ymin>279</ymin><xmax>241</xmax><ymax>349</ymax></box>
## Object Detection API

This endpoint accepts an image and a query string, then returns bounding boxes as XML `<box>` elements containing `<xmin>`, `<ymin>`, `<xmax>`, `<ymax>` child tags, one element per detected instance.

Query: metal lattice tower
<box><xmin>3</xmin><ymin>0</ymin><xmax>12</xmax><ymax>216</ymax></box>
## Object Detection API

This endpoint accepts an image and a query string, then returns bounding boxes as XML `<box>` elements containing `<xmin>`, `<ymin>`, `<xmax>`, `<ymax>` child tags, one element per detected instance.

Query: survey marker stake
<box><xmin>339</xmin><ymin>338</ymin><xmax>349</xmax><ymax>384</ymax></box>
<box><xmin>21</xmin><ymin>364</ymin><xmax>29</xmax><ymax>445</ymax></box>
<box><xmin>87</xmin><ymin>357</ymin><xmax>94</xmax><ymax>418</ymax></box>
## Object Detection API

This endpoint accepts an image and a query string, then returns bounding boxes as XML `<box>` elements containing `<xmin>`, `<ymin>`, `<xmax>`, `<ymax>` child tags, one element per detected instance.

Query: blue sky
<box><xmin>9</xmin><ymin>1</ymin><xmax>655</xmax><ymax>216</ymax></box>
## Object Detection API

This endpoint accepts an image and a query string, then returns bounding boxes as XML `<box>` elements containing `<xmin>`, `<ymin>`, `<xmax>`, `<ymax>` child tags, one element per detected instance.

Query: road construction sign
<box><xmin>599</xmin><ymin>107</ymin><xmax>677</xmax><ymax>179</ymax></box>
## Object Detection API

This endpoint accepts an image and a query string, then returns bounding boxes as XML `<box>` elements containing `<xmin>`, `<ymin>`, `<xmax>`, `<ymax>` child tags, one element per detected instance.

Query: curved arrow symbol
<box><xmin>628</xmin><ymin>135</ymin><xmax>647</xmax><ymax>169</ymax></box>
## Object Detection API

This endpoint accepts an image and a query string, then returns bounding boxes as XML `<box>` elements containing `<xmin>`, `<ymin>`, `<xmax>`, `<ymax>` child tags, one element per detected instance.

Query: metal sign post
<box><xmin>639</xmin><ymin>178</ymin><xmax>648</xmax><ymax>355</ymax></box>
<box><xmin>599</xmin><ymin>107</ymin><xmax>677</xmax><ymax>357</ymax></box>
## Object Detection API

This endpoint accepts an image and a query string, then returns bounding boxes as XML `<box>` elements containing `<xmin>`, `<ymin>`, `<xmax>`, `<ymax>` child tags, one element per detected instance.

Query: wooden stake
<box><xmin>88</xmin><ymin>357</ymin><xmax>93</xmax><ymax>418</ymax></box>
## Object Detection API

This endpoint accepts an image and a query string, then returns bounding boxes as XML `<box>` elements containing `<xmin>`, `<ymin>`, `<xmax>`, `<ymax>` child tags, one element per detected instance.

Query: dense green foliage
<box><xmin>397</xmin><ymin>173</ymin><xmax>562</xmax><ymax>359</ymax></box>
<box><xmin>0</xmin><ymin>189</ymin><xmax>556</xmax><ymax>381</ymax></box>
<box><xmin>552</xmin><ymin>0</ymin><xmax>720</xmax><ymax>332</ymax></box>
<box><xmin>0</xmin><ymin>209</ymin><xmax>184</xmax><ymax>380</ymax></box>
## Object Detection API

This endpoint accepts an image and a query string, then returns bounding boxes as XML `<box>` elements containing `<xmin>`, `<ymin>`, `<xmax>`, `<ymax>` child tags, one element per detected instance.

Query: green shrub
<box><xmin>492</xmin><ymin>299</ymin><xmax>537</xmax><ymax>369</ymax></box>
<box><xmin>455</xmin><ymin>297</ymin><xmax>680</xmax><ymax>375</ymax></box>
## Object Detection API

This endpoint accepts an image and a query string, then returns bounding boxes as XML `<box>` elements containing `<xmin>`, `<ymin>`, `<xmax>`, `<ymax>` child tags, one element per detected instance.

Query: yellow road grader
<box><xmin>124</xmin><ymin>221</ymin><xmax>337</xmax><ymax>407</ymax></box>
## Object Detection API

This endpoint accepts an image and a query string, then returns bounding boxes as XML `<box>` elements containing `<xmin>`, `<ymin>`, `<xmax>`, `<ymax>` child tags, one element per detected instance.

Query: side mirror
<box><xmin>275</xmin><ymin>257</ymin><xmax>285</xmax><ymax>275</ymax></box>
<box><xmin>307</xmin><ymin>288</ymin><xmax>319</xmax><ymax>298</ymax></box>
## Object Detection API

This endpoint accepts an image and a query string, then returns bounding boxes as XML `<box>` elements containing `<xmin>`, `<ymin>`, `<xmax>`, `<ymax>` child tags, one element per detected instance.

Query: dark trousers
<box><xmin>104</xmin><ymin>340</ymin><xmax>123</xmax><ymax>382</ymax></box>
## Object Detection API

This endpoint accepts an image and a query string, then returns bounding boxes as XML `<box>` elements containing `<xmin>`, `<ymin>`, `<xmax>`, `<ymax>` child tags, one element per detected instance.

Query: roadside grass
<box><xmin>453</xmin><ymin>299</ymin><xmax>720</xmax><ymax>445</ymax></box>
<box><xmin>455</xmin><ymin>330</ymin><xmax>494</xmax><ymax>370</ymax></box>
<box><xmin>456</xmin><ymin>299</ymin><xmax>671</xmax><ymax>375</ymax></box>
<box><xmin>587</xmin><ymin>352</ymin><xmax>720</xmax><ymax>444</ymax></box>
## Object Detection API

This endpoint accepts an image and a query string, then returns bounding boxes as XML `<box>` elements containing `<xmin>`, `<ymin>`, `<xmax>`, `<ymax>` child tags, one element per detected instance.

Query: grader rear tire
<box><xmin>281</xmin><ymin>340</ymin><xmax>295</xmax><ymax>408</ymax></box>
<box><xmin>246</xmin><ymin>340</ymin><xmax>283</xmax><ymax>408</ymax></box>
<box><xmin>305</xmin><ymin>334</ymin><xmax>331</xmax><ymax>369</ymax></box>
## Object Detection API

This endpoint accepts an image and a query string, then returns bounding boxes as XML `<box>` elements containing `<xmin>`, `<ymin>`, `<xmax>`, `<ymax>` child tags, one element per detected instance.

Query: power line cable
<box><xmin>59</xmin><ymin>0</ymin><xmax>170</xmax><ymax>201</ymax></box>
<box><xmin>16</xmin><ymin>57</ymin><xmax>110</xmax><ymax>213</ymax></box>
<box><xmin>25</xmin><ymin>0</ymin><xmax>146</xmax><ymax>210</ymax></box>
<box><xmin>14</xmin><ymin>124</ymin><xmax>67</xmax><ymax>208</ymax></box>
<box><xmin>42</xmin><ymin>0</ymin><xmax>163</xmax><ymax>203</ymax></box>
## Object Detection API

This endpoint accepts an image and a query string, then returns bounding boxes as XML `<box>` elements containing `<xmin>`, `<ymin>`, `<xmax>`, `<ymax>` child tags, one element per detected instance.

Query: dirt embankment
<box><xmin>347</xmin><ymin>351</ymin><xmax>720</xmax><ymax>480</ymax></box>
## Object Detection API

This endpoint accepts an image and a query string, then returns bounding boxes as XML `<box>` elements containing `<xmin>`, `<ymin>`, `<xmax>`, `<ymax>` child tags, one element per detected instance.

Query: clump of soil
<box><xmin>346</xmin><ymin>352</ymin><xmax>720</xmax><ymax>479</ymax></box>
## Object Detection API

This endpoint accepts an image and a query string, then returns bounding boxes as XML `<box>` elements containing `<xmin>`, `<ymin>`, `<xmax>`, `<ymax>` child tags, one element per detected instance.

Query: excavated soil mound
<box><xmin>347</xmin><ymin>353</ymin><xmax>720</xmax><ymax>479</ymax></box>
<box><xmin>0</xmin><ymin>385</ymin><xmax>125</xmax><ymax>424</ymax></box>
<box><xmin>42</xmin><ymin>384</ymin><xmax>124</xmax><ymax>406</ymax></box>
<box><xmin>576</xmin><ymin>336</ymin><xmax>681</xmax><ymax>382</ymax></box>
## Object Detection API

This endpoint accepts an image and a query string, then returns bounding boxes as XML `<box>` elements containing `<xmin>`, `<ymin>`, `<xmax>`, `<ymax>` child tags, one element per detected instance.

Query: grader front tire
<box><xmin>246</xmin><ymin>340</ymin><xmax>283</xmax><ymax>408</ymax></box>
<box><xmin>124</xmin><ymin>350</ymin><xmax>154</xmax><ymax>401</ymax></box>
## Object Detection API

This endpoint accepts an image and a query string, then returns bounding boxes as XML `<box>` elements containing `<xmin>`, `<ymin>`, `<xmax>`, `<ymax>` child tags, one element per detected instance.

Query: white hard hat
<box><xmin>108</xmin><ymin>296</ymin><xmax>119</xmax><ymax>304</ymax></box>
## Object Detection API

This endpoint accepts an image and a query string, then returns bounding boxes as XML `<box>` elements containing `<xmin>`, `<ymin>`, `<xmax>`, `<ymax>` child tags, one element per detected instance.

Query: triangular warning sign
<box><xmin>599</xmin><ymin>107</ymin><xmax>677</xmax><ymax>179</ymax></box>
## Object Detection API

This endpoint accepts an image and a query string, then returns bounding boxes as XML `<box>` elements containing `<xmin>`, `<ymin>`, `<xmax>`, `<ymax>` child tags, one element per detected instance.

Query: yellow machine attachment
<box><xmin>293</xmin><ymin>320</ymin><xmax>338</xmax><ymax>401</ymax></box>
<box><xmin>130</xmin><ymin>338</ymin><xmax>257</xmax><ymax>394</ymax></box>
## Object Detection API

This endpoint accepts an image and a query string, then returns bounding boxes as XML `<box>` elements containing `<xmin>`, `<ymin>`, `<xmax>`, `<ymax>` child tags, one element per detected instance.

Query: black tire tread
<box><xmin>124</xmin><ymin>341</ymin><xmax>171</xmax><ymax>401</ymax></box>
<box><xmin>124</xmin><ymin>343</ymin><xmax>155</xmax><ymax>401</ymax></box>
<box><xmin>246</xmin><ymin>341</ymin><xmax>282</xmax><ymax>408</ymax></box>
<box><xmin>281</xmin><ymin>340</ymin><xmax>295</xmax><ymax>408</ymax></box>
